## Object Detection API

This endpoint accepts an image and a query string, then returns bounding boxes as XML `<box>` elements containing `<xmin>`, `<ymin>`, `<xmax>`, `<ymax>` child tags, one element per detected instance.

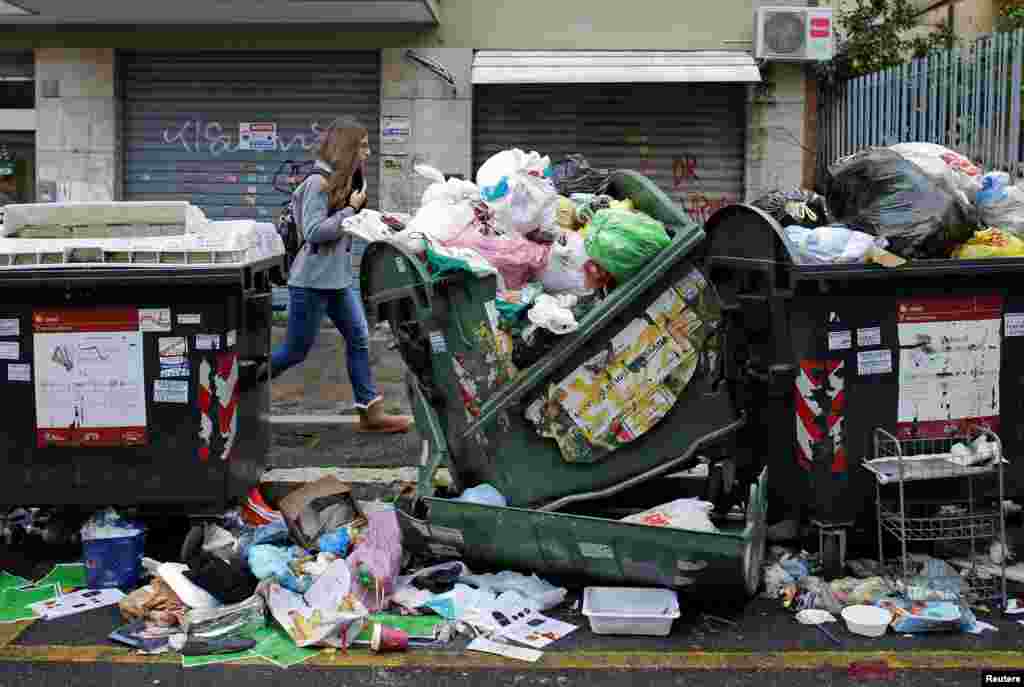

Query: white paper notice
<box><xmin>857</xmin><ymin>327</ymin><xmax>882</xmax><ymax>347</ymax></box>
<box><xmin>153</xmin><ymin>379</ymin><xmax>188</xmax><ymax>404</ymax></box>
<box><xmin>7</xmin><ymin>363</ymin><xmax>30</xmax><ymax>382</ymax></box>
<box><xmin>0</xmin><ymin>341</ymin><xmax>19</xmax><ymax>360</ymax></box>
<box><xmin>33</xmin><ymin>309</ymin><xmax>147</xmax><ymax>445</ymax></box>
<box><xmin>139</xmin><ymin>308</ymin><xmax>172</xmax><ymax>333</ymax></box>
<box><xmin>896</xmin><ymin>296</ymin><xmax>1002</xmax><ymax>440</ymax></box>
<box><xmin>857</xmin><ymin>349</ymin><xmax>893</xmax><ymax>376</ymax></box>
<box><xmin>177</xmin><ymin>313</ymin><xmax>201</xmax><ymax>326</ymax></box>
<box><xmin>828</xmin><ymin>330</ymin><xmax>852</xmax><ymax>351</ymax></box>
<box><xmin>227</xmin><ymin>330</ymin><xmax>237</xmax><ymax>348</ymax></box>
<box><xmin>1006</xmin><ymin>313</ymin><xmax>1024</xmax><ymax>337</ymax></box>
<box><xmin>0</xmin><ymin>318</ymin><xmax>19</xmax><ymax>337</ymax></box>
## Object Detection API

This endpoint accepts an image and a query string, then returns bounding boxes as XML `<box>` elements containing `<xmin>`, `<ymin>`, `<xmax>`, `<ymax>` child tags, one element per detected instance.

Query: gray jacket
<box><xmin>286</xmin><ymin>159</ymin><xmax>356</xmax><ymax>290</ymax></box>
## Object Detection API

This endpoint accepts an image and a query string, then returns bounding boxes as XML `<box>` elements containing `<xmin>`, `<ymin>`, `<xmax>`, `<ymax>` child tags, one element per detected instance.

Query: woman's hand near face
<box><xmin>349</xmin><ymin>189</ymin><xmax>367</xmax><ymax>210</ymax></box>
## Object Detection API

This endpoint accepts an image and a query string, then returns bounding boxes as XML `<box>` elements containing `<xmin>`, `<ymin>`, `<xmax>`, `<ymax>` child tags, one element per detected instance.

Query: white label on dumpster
<box><xmin>153</xmin><ymin>379</ymin><xmax>189</xmax><ymax>404</ymax></box>
<box><xmin>828</xmin><ymin>330</ymin><xmax>851</xmax><ymax>351</ymax></box>
<box><xmin>195</xmin><ymin>334</ymin><xmax>221</xmax><ymax>351</ymax></box>
<box><xmin>578</xmin><ymin>542</ymin><xmax>615</xmax><ymax>560</ymax></box>
<box><xmin>429</xmin><ymin>330</ymin><xmax>447</xmax><ymax>353</ymax></box>
<box><xmin>857</xmin><ymin>349</ymin><xmax>892</xmax><ymax>376</ymax></box>
<box><xmin>857</xmin><ymin>326</ymin><xmax>882</xmax><ymax>347</ymax></box>
<box><xmin>139</xmin><ymin>308</ymin><xmax>172</xmax><ymax>333</ymax></box>
<box><xmin>0</xmin><ymin>341</ymin><xmax>18</xmax><ymax>360</ymax></box>
<box><xmin>1006</xmin><ymin>313</ymin><xmax>1024</xmax><ymax>337</ymax></box>
<box><xmin>177</xmin><ymin>313</ymin><xmax>201</xmax><ymax>326</ymax></box>
<box><xmin>7</xmin><ymin>363</ymin><xmax>30</xmax><ymax>382</ymax></box>
<box><xmin>395</xmin><ymin>257</ymin><xmax>407</xmax><ymax>273</ymax></box>
<box><xmin>0</xmin><ymin>318</ymin><xmax>19</xmax><ymax>337</ymax></box>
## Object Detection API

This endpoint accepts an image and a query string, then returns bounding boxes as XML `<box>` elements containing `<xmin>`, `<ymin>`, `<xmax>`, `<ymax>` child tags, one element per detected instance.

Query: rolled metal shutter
<box><xmin>121</xmin><ymin>51</ymin><xmax>381</xmax><ymax>222</ymax></box>
<box><xmin>473</xmin><ymin>83</ymin><xmax>746</xmax><ymax>224</ymax></box>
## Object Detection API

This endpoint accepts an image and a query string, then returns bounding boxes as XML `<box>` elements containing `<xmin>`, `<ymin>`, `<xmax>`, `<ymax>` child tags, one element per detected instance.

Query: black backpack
<box><xmin>274</xmin><ymin>168</ymin><xmax>332</xmax><ymax>285</ymax></box>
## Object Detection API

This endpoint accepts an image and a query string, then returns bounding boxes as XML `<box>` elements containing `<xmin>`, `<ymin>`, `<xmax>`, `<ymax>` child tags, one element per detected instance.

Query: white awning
<box><xmin>472</xmin><ymin>50</ymin><xmax>762</xmax><ymax>85</ymax></box>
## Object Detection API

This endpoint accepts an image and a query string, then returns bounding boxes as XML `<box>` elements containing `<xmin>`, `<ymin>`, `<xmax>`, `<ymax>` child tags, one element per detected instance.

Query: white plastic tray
<box><xmin>581</xmin><ymin>587</ymin><xmax>680</xmax><ymax>636</ymax></box>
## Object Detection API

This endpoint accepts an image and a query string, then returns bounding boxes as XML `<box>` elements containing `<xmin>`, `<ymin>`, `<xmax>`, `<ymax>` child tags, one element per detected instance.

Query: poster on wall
<box><xmin>33</xmin><ymin>308</ymin><xmax>148</xmax><ymax>448</ymax></box>
<box><xmin>896</xmin><ymin>296</ymin><xmax>1002</xmax><ymax>440</ymax></box>
<box><xmin>238</xmin><ymin>122</ymin><xmax>278</xmax><ymax>151</ymax></box>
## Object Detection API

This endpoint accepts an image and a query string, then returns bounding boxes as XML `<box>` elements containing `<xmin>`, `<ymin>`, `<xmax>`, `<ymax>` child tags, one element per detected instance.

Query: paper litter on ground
<box><xmin>469</xmin><ymin>591</ymin><xmax>578</xmax><ymax>649</ymax></box>
<box><xmin>31</xmin><ymin>588</ymin><xmax>124</xmax><ymax>620</ymax></box>
<box><xmin>467</xmin><ymin>637</ymin><xmax>543</xmax><ymax>663</ymax></box>
<box><xmin>0</xmin><ymin>571</ymin><xmax>30</xmax><ymax>594</ymax></box>
<box><xmin>0</xmin><ymin>584</ymin><xmax>58</xmax><ymax>623</ymax></box>
<box><xmin>35</xmin><ymin>563</ymin><xmax>88</xmax><ymax>591</ymax></box>
<box><xmin>251</xmin><ymin>626</ymin><xmax>322</xmax><ymax>668</ymax></box>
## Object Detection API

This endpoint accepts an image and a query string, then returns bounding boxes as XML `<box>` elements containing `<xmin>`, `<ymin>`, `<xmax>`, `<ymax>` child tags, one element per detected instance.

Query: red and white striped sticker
<box><xmin>795</xmin><ymin>360</ymin><xmax>847</xmax><ymax>474</ymax></box>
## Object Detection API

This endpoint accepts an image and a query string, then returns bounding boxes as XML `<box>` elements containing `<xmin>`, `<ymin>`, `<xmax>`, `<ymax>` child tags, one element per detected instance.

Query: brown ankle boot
<box><xmin>357</xmin><ymin>398</ymin><xmax>412</xmax><ymax>434</ymax></box>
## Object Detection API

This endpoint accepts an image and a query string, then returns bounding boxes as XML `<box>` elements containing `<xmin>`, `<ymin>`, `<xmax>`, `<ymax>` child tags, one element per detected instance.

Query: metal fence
<box><xmin>817</xmin><ymin>28</ymin><xmax>1024</xmax><ymax>184</ymax></box>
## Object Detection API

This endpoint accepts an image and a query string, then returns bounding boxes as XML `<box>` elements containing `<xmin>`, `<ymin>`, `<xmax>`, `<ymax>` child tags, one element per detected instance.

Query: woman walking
<box><xmin>270</xmin><ymin>116</ymin><xmax>411</xmax><ymax>433</ymax></box>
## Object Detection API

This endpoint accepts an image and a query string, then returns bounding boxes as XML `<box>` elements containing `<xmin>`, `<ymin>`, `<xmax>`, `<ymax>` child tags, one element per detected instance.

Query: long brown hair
<box><xmin>317</xmin><ymin>116</ymin><xmax>367</xmax><ymax>210</ymax></box>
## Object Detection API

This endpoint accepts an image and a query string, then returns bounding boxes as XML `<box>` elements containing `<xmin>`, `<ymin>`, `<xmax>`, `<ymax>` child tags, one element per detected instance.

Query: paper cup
<box><xmin>371</xmin><ymin>624</ymin><xmax>409</xmax><ymax>653</ymax></box>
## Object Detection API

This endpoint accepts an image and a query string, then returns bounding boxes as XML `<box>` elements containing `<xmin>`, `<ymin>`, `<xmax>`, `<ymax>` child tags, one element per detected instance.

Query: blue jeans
<box><xmin>271</xmin><ymin>286</ymin><xmax>379</xmax><ymax>408</ymax></box>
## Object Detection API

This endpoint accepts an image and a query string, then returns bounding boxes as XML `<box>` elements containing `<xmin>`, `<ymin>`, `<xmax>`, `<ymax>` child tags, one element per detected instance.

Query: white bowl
<box><xmin>841</xmin><ymin>605</ymin><xmax>892</xmax><ymax>638</ymax></box>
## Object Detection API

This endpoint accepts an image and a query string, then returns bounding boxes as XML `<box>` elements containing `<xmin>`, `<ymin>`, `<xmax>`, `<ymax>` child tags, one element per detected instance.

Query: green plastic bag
<box><xmin>584</xmin><ymin>208</ymin><xmax>672</xmax><ymax>282</ymax></box>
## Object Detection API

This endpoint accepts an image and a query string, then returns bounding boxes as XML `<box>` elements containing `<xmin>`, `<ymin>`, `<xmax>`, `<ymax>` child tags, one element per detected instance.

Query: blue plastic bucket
<box><xmin>82</xmin><ymin>532</ymin><xmax>145</xmax><ymax>589</ymax></box>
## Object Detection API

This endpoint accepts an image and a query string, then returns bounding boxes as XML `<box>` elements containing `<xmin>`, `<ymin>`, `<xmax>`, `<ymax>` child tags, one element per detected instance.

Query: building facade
<box><xmin>0</xmin><ymin>0</ymin><xmax>820</xmax><ymax>226</ymax></box>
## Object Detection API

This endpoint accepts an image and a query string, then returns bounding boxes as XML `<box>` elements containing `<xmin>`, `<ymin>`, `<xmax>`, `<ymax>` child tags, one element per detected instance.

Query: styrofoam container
<box><xmin>841</xmin><ymin>604</ymin><xmax>892</xmax><ymax>638</ymax></box>
<box><xmin>582</xmin><ymin>587</ymin><xmax>680</xmax><ymax>636</ymax></box>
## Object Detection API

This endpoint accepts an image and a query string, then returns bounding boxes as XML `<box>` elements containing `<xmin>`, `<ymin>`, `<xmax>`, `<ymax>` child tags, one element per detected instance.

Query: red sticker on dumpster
<box><xmin>795</xmin><ymin>360</ymin><xmax>847</xmax><ymax>474</ymax></box>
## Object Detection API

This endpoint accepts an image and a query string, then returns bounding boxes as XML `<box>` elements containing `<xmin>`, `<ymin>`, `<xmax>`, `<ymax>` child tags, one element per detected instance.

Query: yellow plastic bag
<box><xmin>952</xmin><ymin>228</ymin><xmax>1024</xmax><ymax>259</ymax></box>
<box><xmin>556</xmin><ymin>196</ymin><xmax>578</xmax><ymax>230</ymax></box>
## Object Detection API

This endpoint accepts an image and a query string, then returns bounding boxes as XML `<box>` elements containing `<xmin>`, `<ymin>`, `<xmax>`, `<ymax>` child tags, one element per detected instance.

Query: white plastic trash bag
<box><xmin>538</xmin><ymin>230</ymin><xmax>589</xmax><ymax>295</ymax></box>
<box><xmin>417</xmin><ymin>164</ymin><xmax>481</xmax><ymax>208</ymax></box>
<box><xmin>781</xmin><ymin>224</ymin><xmax>888</xmax><ymax>265</ymax></box>
<box><xmin>621</xmin><ymin>498</ymin><xmax>718</xmax><ymax>533</ymax></box>
<box><xmin>476</xmin><ymin>149</ymin><xmax>560</xmax><ymax>236</ymax></box>
<box><xmin>342</xmin><ymin>210</ymin><xmax>395</xmax><ymax>244</ymax></box>
<box><xmin>889</xmin><ymin>142</ymin><xmax>982</xmax><ymax>205</ymax></box>
<box><xmin>977</xmin><ymin>171</ymin><xmax>1024</xmax><ymax>236</ymax></box>
<box><xmin>396</xmin><ymin>200</ymin><xmax>476</xmax><ymax>253</ymax></box>
<box><xmin>527</xmin><ymin>294</ymin><xmax>579</xmax><ymax>334</ymax></box>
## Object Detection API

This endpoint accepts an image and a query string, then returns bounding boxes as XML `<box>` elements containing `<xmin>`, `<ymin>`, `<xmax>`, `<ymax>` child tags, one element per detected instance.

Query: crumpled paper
<box><xmin>261</xmin><ymin>559</ymin><xmax>368</xmax><ymax>649</ymax></box>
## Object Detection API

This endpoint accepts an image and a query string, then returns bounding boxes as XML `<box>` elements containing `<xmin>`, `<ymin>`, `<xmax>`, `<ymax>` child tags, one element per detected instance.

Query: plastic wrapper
<box><xmin>825</xmin><ymin>147</ymin><xmax>977</xmax><ymax>259</ymax></box>
<box><xmin>455</xmin><ymin>483</ymin><xmax>508</xmax><ymax>507</ymax></box>
<box><xmin>781</xmin><ymin>224</ymin><xmax>890</xmax><ymax>265</ymax></box>
<box><xmin>476</xmin><ymin>149</ymin><xmax>560</xmax><ymax>236</ymax></box>
<box><xmin>261</xmin><ymin>561</ymin><xmax>368</xmax><ymax>649</ymax></box>
<box><xmin>538</xmin><ymin>230</ymin><xmax>589</xmax><ymax>295</ymax></box>
<box><xmin>458</xmin><ymin>571</ymin><xmax>567</xmax><ymax>611</ymax></box>
<box><xmin>889</xmin><ymin>142</ymin><xmax>982</xmax><ymax>205</ymax></box>
<box><xmin>345</xmin><ymin>505</ymin><xmax>403</xmax><ymax>613</ymax></box>
<box><xmin>584</xmin><ymin>208</ymin><xmax>672</xmax><ymax>282</ymax></box>
<box><xmin>977</xmin><ymin>171</ymin><xmax>1024</xmax><ymax>235</ymax></box>
<box><xmin>182</xmin><ymin>594</ymin><xmax>266</xmax><ymax>640</ymax></box>
<box><xmin>620</xmin><ymin>498</ymin><xmax>718</xmax><ymax>533</ymax></box>
<box><xmin>247</xmin><ymin>545</ymin><xmax>315</xmax><ymax>594</ymax></box>
<box><xmin>550</xmin><ymin>154</ymin><xmax>612</xmax><ymax>196</ymax></box>
<box><xmin>952</xmin><ymin>228</ymin><xmax>1024</xmax><ymax>259</ymax></box>
<box><xmin>81</xmin><ymin>508</ymin><xmax>143</xmax><ymax>541</ymax></box>
<box><xmin>751</xmin><ymin>188</ymin><xmax>830</xmax><ymax>228</ymax></box>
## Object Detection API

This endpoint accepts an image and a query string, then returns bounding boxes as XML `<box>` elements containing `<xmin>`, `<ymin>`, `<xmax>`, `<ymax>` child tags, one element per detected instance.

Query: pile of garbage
<box><xmin>760</xmin><ymin>546</ymin><xmax>1011</xmax><ymax>637</ymax></box>
<box><xmin>33</xmin><ymin>479</ymin><xmax>626</xmax><ymax>666</ymax></box>
<box><xmin>341</xmin><ymin>149</ymin><xmax>673</xmax><ymax>343</ymax></box>
<box><xmin>753</xmin><ymin>142</ymin><xmax>1024</xmax><ymax>264</ymax></box>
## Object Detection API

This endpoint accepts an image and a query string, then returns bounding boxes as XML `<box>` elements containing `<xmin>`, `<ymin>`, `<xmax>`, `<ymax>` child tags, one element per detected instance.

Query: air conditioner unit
<box><xmin>755</xmin><ymin>6</ymin><xmax>835</xmax><ymax>62</ymax></box>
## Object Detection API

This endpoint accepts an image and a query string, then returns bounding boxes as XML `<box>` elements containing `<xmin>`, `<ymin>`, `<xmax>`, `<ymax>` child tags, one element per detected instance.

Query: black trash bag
<box><xmin>550</xmin><ymin>154</ymin><xmax>612</xmax><ymax>196</ymax></box>
<box><xmin>751</xmin><ymin>188</ymin><xmax>831</xmax><ymax>228</ymax></box>
<box><xmin>825</xmin><ymin>147</ymin><xmax>978</xmax><ymax>260</ymax></box>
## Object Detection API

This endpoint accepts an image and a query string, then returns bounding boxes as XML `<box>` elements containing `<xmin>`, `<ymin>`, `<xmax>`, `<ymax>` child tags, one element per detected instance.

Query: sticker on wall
<box><xmin>828</xmin><ymin>330</ymin><xmax>852</xmax><ymax>351</ymax></box>
<box><xmin>177</xmin><ymin>313</ymin><xmax>201</xmax><ymax>326</ymax></box>
<box><xmin>226</xmin><ymin>330</ymin><xmax>237</xmax><ymax>348</ymax></box>
<box><xmin>7</xmin><ymin>363</ymin><xmax>30</xmax><ymax>383</ymax></box>
<box><xmin>197</xmin><ymin>358</ymin><xmax>214</xmax><ymax>462</ymax></box>
<box><xmin>158</xmin><ymin>336</ymin><xmax>188</xmax><ymax>358</ymax></box>
<box><xmin>160</xmin><ymin>359</ymin><xmax>191</xmax><ymax>378</ymax></box>
<box><xmin>139</xmin><ymin>308</ymin><xmax>172</xmax><ymax>333</ymax></box>
<box><xmin>382</xmin><ymin>115</ymin><xmax>411</xmax><ymax>144</ymax></box>
<box><xmin>795</xmin><ymin>360</ymin><xmax>847</xmax><ymax>474</ymax></box>
<box><xmin>153</xmin><ymin>379</ymin><xmax>189</xmax><ymax>404</ymax></box>
<box><xmin>195</xmin><ymin>334</ymin><xmax>221</xmax><ymax>351</ymax></box>
<box><xmin>857</xmin><ymin>326</ymin><xmax>882</xmax><ymax>348</ymax></box>
<box><xmin>0</xmin><ymin>318</ymin><xmax>20</xmax><ymax>337</ymax></box>
<box><xmin>429</xmin><ymin>331</ymin><xmax>447</xmax><ymax>354</ymax></box>
<box><xmin>0</xmin><ymin>341</ymin><xmax>19</xmax><ymax>360</ymax></box>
